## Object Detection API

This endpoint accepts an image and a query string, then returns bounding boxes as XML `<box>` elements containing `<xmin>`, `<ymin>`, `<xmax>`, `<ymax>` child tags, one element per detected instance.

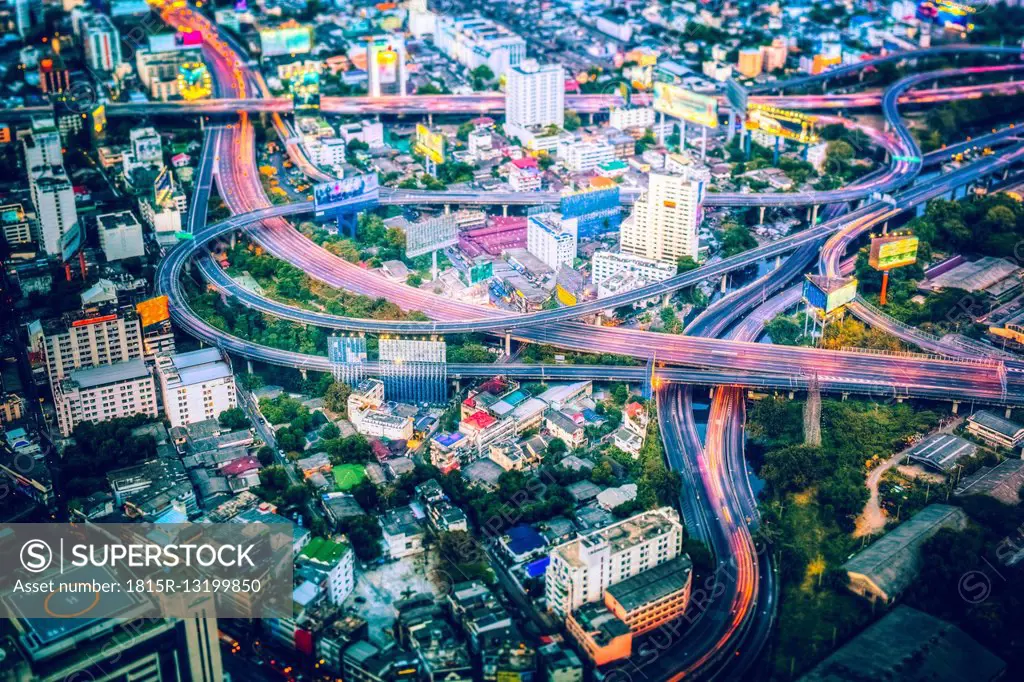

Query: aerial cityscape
<box><xmin>1</xmin><ymin>0</ymin><xmax>1024</xmax><ymax>680</ymax></box>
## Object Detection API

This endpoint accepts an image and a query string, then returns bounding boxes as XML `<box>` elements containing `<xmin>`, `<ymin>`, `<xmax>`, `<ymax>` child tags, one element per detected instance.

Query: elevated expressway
<box><xmin>151</xmin><ymin>9</ymin><xmax>1024</xmax><ymax>679</ymax></box>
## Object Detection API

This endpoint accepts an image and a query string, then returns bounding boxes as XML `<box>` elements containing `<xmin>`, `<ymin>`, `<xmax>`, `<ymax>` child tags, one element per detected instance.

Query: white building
<box><xmin>82</xmin><ymin>13</ymin><xmax>122</xmax><ymax>72</ymax></box>
<box><xmin>122</xmin><ymin>127</ymin><xmax>164</xmax><ymax>180</ymax></box>
<box><xmin>506</xmin><ymin>60</ymin><xmax>564</xmax><ymax>131</ymax></box>
<box><xmin>54</xmin><ymin>359</ymin><xmax>159</xmax><ymax>437</ymax></box>
<box><xmin>609</xmin><ymin>106</ymin><xmax>655</xmax><ymax>131</ymax></box>
<box><xmin>22</xmin><ymin>118</ymin><xmax>63</xmax><ymax>170</ymax></box>
<box><xmin>14</xmin><ymin>0</ymin><xmax>42</xmax><ymax>38</ymax></box>
<box><xmin>29</xmin><ymin>169</ymin><xmax>79</xmax><ymax>257</ymax></box>
<box><xmin>557</xmin><ymin>137</ymin><xmax>616</xmax><ymax>173</ymax></box>
<box><xmin>620</xmin><ymin>169</ymin><xmax>709</xmax><ymax>265</ymax></box>
<box><xmin>509</xmin><ymin>162</ymin><xmax>542</xmax><ymax>192</ymax></box>
<box><xmin>140</xmin><ymin>186</ymin><xmax>187</xmax><ymax>248</ymax></box>
<box><xmin>97</xmin><ymin>210</ymin><xmax>145</xmax><ymax>262</ymax></box>
<box><xmin>155</xmin><ymin>348</ymin><xmax>237</xmax><ymax>428</ymax></box>
<box><xmin>347</xmin><ymin>378</ymin><xmax>385</xmax><ymax>421</ymax></box>
<box><xmin>591</xmin><ymin>251</ymin><xmax>677</xmax><ymax>288</ymax></box>
<box><xmin>435</xmin><ymin>15</ymin><xmax>526</xmax><ymax>78</ymax></box>
<box><xmin>312</xmin><ymin>138</ymin><xmax>347</xmax><ymax>169</ymax></box>
<box><xmin>527</xmin><ymin>212</ymin><xmax>577</xmax><ymax>271</ymax></box>
<box><xmin>337</xmin><ymin>120</ymin><xmax>384</xmax><ymax>147</ymax></box>
<box><xmin>544</xmin><ymin>507</ymin><xmax>684</xmax><ymax>618</ymax></box>
<box><xmin>355</xmin><ymin>410</ymin><xmax>414</xmax><ymax>441</ymax></box>
<box><xmin>298</xmin><ymin>538</ymin><xmax>355</xmax><ymax>606</ymax></box>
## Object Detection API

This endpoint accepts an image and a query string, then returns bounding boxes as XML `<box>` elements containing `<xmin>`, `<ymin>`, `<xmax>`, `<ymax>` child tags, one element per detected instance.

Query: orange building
<box><xmin>566</xmin><ymin>603</ymin><xmax>633</xmax><ymax>666</ymax></box>
<box><xmin>737</xmin><ymin>48</ymin><xmax>764</xmax><ymax>79</ymax></box>
<box><xmin>604</xmin><ymin>555</ymin><xmax>693</xmax><ymax>634</ymax></box>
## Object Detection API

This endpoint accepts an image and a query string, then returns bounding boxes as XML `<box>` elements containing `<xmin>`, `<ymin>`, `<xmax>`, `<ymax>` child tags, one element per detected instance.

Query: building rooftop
<box><xmin>797</xmin><ymin>605</ymin><xmax>1005</xmax><ymax>682</ymax></box>
<box><xmin>553</xmin><ymin>507</ymin><xmax>680</xmax><ymax>568</ymax></box>
<box><xmin>955</xmin><ymin>457</ymin><xmax>1024</xmax><ymax>505</ymax></box>
<box><xmin>97</xmin><ymin>210</ymin><xmax>141</xmax><ymax>232</ymax></box>
<box><xmin>606</xmin><ymin>555</ymin><xmax>693</xmax><ymax>612</ymax></box>
<box><xmin>300</xmin><ymin>536</ymin><xmax>351</xmax><ymax>567</ymax></box>
<box><xmin>571</xmin><ymin>602</ymin><xmax>631</xmax><ymax>645</ymax></box>
<box><xmin>968</xmin><ymin>409</ymin><xmax>1024</xmax><ymax>439</ymax></box>
<box><xmin>842</xmin><ymin>504</ymin><xmax>967</xmax><ymax>600</ymax></box>
<box><xmin>64</xmin><ymin>358</ymin><xmax>151</xmax><ymax>390</ymax></box>
<box><xmin>157</xmin><ymin>348</ymin><xmax>231</xmax><ymax>388</ymax></box>
<box><xmin>905</xmin><ymin>433</ymin><xmax>977</xmax><ymax>472</ymax></box>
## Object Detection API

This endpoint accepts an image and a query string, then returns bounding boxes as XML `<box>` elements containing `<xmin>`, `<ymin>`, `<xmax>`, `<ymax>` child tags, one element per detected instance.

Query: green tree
<box><xmin>564</xmin><ymin>110</ymin><xmax>582</xmax><ymax>131</ymax></box>
<box><xmin>218</xmin><ymin>407</ymin><xmax>250</xmax><ymax>430</ymax></box>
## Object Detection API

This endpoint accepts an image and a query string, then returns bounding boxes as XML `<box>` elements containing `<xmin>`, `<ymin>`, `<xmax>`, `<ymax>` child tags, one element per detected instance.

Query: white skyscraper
<box><xmin>620</xmin><ymin>168</ymin><xmax>710</xmax><ymax>265</ymax></box>
<box><xmin>527</xmin><ymin>212</ymin><xmax>577</xmax><ymax>271</ymax></box>
<box><xmin>15</xmin><ymin>0</ymin><xmax>43</xmax><ymax>38</ymax></box>
<box><xmin>83</xmin><ymin>14</ymin><xmax>123</xmax><ymax>72</ymax></box>
<box><xmin>29</xmin><ymin>169</ymin><xmax>79</xmax><ymax>257</ymax></box>
<box><xmin>22</xmin><ymin>118</ymin><xmax>63</xmax><ymax>171</ymax></box>
<box><xmin>506</xmin><ymin>59</ymin><xmax>564</xmax><ymax>131</ymax></box>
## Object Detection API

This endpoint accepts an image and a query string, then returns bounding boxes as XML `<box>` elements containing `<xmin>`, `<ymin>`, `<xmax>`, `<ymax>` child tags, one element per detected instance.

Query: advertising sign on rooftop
<box><xmin>313</xmin><ymin>173</ymin><xmax>380</xmax><ymax>217</ymax></box>
<box><xmin>745</xmin><ymin>104</ymin><xmax>819</xmax><ymax>144</ymax></box>
<box><xmin>869</xmin><ymin>234</ymin><xmax>919</xmax><ymax>271</ymax></box>
<box><xmin>414</xmin><ymin>124</ymin><xmax>446</xmax><ymax>165</ymax></box>
<box><xmin>405</xmin><ymin>214</ymin><xmax>458</xmax><ymax>258</ymax></box>
<box><xmin>259</xmin><ymin>23</ymin><xmax>313</xmax><ymax>58</ymax></box>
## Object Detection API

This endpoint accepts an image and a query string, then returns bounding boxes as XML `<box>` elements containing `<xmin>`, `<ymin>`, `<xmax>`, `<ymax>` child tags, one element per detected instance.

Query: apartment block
<box><xmin>54</xmin><ymin>359</ymin><xmax>158</xmax><ymax>436</ymax></box>
<box><xmin>155</xmin><ymin>348</ymin><xmax>237</xmax><ymax>428</ymax></box>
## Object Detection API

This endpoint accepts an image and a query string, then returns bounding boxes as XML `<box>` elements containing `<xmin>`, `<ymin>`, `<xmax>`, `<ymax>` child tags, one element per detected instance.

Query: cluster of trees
<box><xmin>765</xmin><ymin>313</ymin><xmax>905</xmax><ymax>351</ymax></box>
<box><xmin>719</xmin><ymin>222</ymin><xmax>759</xmax><ymax>257</ymax></box>
<box><xmin>255</xmin><ymin>466</ymin><xmax>309</xmax><ymax>509</ymax></box>
<box><xmin>519</xmin><ymin>343</ymin><xmax>641</xmax><ymax>366</ymax></box>
<box><xmin>190</xmin><ymin>287</ymin><xmax>330</xmax><ymax>355</ymax></box>
<box><xmin>218</xmin><ymin>407</ymin><xmax>250</xmax><ymax>431</ymax></box>
<box><xmin>919</xmin><ymin>92</ymin><xmax>1024</xmax><ymax>152</ymax></box>
<box><xmin>62</xmin><ymin>416</ymin><xmax>158</xmax><ymax>499</ymax></box>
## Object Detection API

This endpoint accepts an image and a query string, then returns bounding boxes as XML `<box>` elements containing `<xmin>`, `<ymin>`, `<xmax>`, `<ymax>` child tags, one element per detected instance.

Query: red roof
<box><xmin>512</xmin><ymin>157</ymin><xmax>538</xmax><ymax>169</ymax></box>
<box><xmin>463</xmin><ymin>412</ymin><xmax>497</xmax><ymax>430</ymax></box>
<box><xmin>220</xmin><ymin>457</ymin><xmax>261</xmax><ymax>476</ymax></box>
<box><xmin>626</xmin><ymin>402</ymin><xmax>645</xmax><ymax>417</ymax></box>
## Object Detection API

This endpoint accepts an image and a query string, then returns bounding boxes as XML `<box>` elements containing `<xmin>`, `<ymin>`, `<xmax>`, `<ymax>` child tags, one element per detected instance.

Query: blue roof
<box><xmin>526</xmin><ymin>556</ymin><xmax>550</xmax><ymax>578</ymax></box>
<box><xmin>505</xmin><ymin>525</ymin><xmax>546</xmax><ymax>556</ymax></box>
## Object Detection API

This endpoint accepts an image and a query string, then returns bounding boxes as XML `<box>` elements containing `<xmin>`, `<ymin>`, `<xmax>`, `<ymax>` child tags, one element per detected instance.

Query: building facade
<box><xmin>54</xmin><ymin>359</ymin><xmax>158</xmax><ymax>436</ymax></box>
<box><xmin>620</xmin><ymin>169</ymin><xmax>709</xmax><ymax>265</ymax></box>
<box><xmin>155</xmin><ymin>348</ymin><xmax>237</xmax><ymax>428</ymax></box>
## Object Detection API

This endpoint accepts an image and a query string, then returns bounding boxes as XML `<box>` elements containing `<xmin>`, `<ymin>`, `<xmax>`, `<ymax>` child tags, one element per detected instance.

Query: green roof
<box><xmin>300</xmin><ymin>536</ymin><xmax>351</xmax><ymax>566</ymax></box>
<box><xmin>599</xmin><ymin>160</ymin><xmax>628</xmax><ymax>171</ymax></box>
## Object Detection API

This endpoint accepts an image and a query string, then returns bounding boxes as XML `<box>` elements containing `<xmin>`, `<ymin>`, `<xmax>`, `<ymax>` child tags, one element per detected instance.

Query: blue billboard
<box><xmin>313</xmin><ymin>173</ymin><xmax>380</xmax><ymax>218</ymax></box>
<box><xmin>560</xmin><ymin>187</ymin><xmax>622</xmax><ymax>239</ymax></box>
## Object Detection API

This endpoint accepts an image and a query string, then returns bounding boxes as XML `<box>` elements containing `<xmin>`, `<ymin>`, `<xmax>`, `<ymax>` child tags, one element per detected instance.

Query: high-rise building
<box><xmin>526</xmin><ymin>212</ymin><xmax>577</xmax><ymax>271</ymax></box>
<box><xmin>14</xmin><ymin>0</ymin><xmax>42</xmax><ymax>38</ymax></box>
<box><xmin>38</xmin><ymin>304</ymin><xmax>144</xmax><ymax>384</ymax></box>
<box><xmin>54</xmin><ymin>358</ymin><xmax>158</xmax><ymax>435</ymax></box>
<box><xmin>155</xmin><ymin>347</ymin><xmax>237</xmax><ymax>428</ymax></box>
<box><xmin>28</xmin><ymin>168</ymin><xmax>79</xmax><ymax>257</ymax></box>
<box><xmin>0</xmin><ymin>202</ymin><xmax>32</xmax><ymax>245</ymax></box>
<box><xmin>21</xmin><ymin>118</ymin><xmax>63</xmax><ymax>170</ymax></box>
<box><xmin>38</xmin><ymin>54</ymin><xmax>70</xmax><ymax>94</ymax></box>
<box><xmin>366</xmin><ymin>35</ymin><xmax>408</xmax><ymax>97</ymax></box>
<box><xmin>97</xmin><ymin>210</ymin><xmax>145</xmax><ymax>261</ymax></box>
<box><xmin>619</xmin><ymin>168</ymin><xmax>709</xmax><ymax>265</ymax></box>
<box><xmin>505</xmin><ymin>59</ymin><xmax>564</xmax><ymax>131</ymax></box>
<box><xmin>82</xmin><ymin>13</ymin><xmax>123</xmax><ymax>72</ymax></box>
<box><xmin>1</xmin><ymin>613</ymin><xmax>223</xmax><ymax>682</ymax></box>
<box><xmin>544</xmin><ymin>507</ymin><xmax>684</xmax><ymax>618</ymax></box>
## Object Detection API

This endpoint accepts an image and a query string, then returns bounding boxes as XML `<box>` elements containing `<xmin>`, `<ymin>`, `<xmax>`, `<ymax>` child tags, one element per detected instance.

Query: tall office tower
<box><xmin>39</xmin><ymin>304</ymin><xmax>144</xmax><ymax>383</ymax></box>
<box><xmin>619</xmin><ymin>168</ymin><xmax>710</xmax><ymax>265</ymax></box>
<box><xmin>83</xmin><ymin>13</ymin><xmax>123</xmax><ymax>72</ymax></box>
<box><xmin>435</xmin><ymin>16</ymin><xmax>526</xmax><ymax>77</ymax></box>
<box><xmin>21</xmin><ymin>118</ymin><xmax>63</xmax><ymax>170</ymax></box>
<box><xmin>506</xmin><ymin>59</ymin><xmax>564</xmax><ymax>130</ymax></box>
<box><xmin>28</xmin><ymin>168</ymin><xmax>79</xmax><ymax>257</ymax></box>
<box><xmin>544</xmin><ymin>507</ymin><xmax>684</xmax><ymax>618</ymax></box>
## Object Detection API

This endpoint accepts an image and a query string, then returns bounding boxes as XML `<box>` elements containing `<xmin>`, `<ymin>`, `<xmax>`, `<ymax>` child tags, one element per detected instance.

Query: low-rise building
<box><xmin>298</xmin><ymin>537</ymin><xmax>355</xmax><ymax>605</ymax></box>
<box><xmin>545</xmin><ymin>410</ymin><xmax>587</xmax><ymax>449</ymax></box>
<box><xmin>97</xmin><ymin>210</ymin><xmax>145</xmax><ymax>262</ymax></box>
<box><xmin>966</xmin><ymin>410</ymin><xmax>1024</xmax><ymax>450</ymax></box>
<box><xmin>842</xmin><ymin>504</ymin><xmax>968</xmax><ymax>603</ymax></box>
<box><xmin>355</xmin><ymin>410</ymin><xmax>414</xmax><ymax>441</ymax></box>
<box><xmin>566</xmin><ymin>602</ymin><xmax>632</xmax><ymax>666</ymax></box>
<box><xmin>381</xmin><ymin>505</ymin><xmax>426</xmax><ymax>559</ymax></box>
<box><xmin>604</xmin><ymin>555</ymin><xmax>693</xmax><ymax>633</ymax></box>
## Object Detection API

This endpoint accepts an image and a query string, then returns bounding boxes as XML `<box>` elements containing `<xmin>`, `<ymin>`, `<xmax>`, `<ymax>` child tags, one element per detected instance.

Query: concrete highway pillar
<box><xmin>701</xmin><ymin>126</ymin><xmax>708</xmax><ymax>161</ymax></box>
<box><xmin>788</xmin><ymin>391</ymin><xmax>795</xmax><ymax>400</ymax></box>
<box><xmin>230</xmin><ymin>232</ymin><xmax>237</xmax><ymax>249</ymax></box>
<box><xmin>300</xmin><ymin>368</ymin><xmax>308</xmax><ymax>381</ymax></box>
<box><xmin>1006</xmin><ymin>407</ymin><xmax>1013</xmax><ymax>419</ymax></box>
<box><xmin>709</xmin><ymin>387</ymin><xmax>714</xmax><ymax>399</ymax></box>
<box><xmin>775</xmin><ymin>255</ymin><xmax>782</xmax><ymax>269</ymax></box>
<box><xmin>596</xmin><ymin>313</ymin><xmax>603</xmax><ymax>326</ymax></box>
<box><xmin>841</xmin><ymin>392</ymin><xmax>849</xmax><ymax>401</ymax></box>
<box><xmin>727</xmin><ymin>110</ymin><xmax>736</xmax><ymax>144</ymax></box>
<box><xmin>444</xmin><ymin>204</ymin><xmax>451</xmax><ymax>215</ymax></box>
<box><xmin>759</xmin><ymin>206</ymin><xmax>766</xmax><ymax>225</ymax></box>
<box><xmin>453</xmin><ymin>378</ymin><xmax>460</xmax><ymax>393</ymax></box>
<box><xmin>952</xmin><ymin>401</ymin><xmax>960</xmax><ymax>414</ymax></box>
<box><xmin>431</xmin><ymin>249</ymin><xmax>439</xmax><ymax>280</ymax></box>
<box><xmin>247</xmin><ymin>360</ymin><xmax>253</xmax><ymax>374</ymax></box>
<box><xmin>427</xmin><ymin>113</ymin><xmax>433</xmax><ymax>127</ymax></box>
<box><xmin>811</xmin><ymin>204</ymin><xmax>819</xmax><ymax>225</ymax></box>
<box><xmin>680</xmin><ymin>119</ymin><xmax>687</xmax><ymax>152</ymax></box>
<box><xmin>659</xmin><ymin>111</ymin><xmax>666</xmax><ymax>146</ymax></box>
<box><xmin>773</xmin><ymin>136</ymin><xmax>781</xmax><ymax>166</ymax></box>
<box><xmin>721</xmin><ymin>274</ymin><xmax>728</xmax><ymax>293</ymax></box>
<box><xmin>663</xmin><ymin>293</ymin><xmax>671</xmax><ymax>308</ymax></box>
<box><xmin>504</xmin><ymin>332</ymin><xmax>511</xmax><ymax>356</ymax></box>
<box><xmin>882</xmin><ymin>220</ymin><xmax>889</xmax><ymax>235</ymax></box>
<box><xmin>502</xmin><ymin>204</ymin><xmax>508</xmax><ymax>217</ymax></box>
<box><xmin>1005</xmin><ymin>169</ymin><xmax>1011</xmax><ymax>181</ymax></box>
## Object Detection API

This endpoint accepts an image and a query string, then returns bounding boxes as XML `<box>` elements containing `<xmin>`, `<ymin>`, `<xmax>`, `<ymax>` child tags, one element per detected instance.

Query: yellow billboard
<box><xmin>91</xmin><ymin>104</ymin><xmax>106</xmax><ymax>135</ymax></box>
<box><xmin>745</xmin><ymin>104</ymin><xmax>819</xmax><ymax>144</ymax></box>
<box><xmin>652</xmin><ymin>82</ymin><xmax>719</xmax><ymax>128</ymax></box>
<box><xmin>869</xmin><ymin>235</ymin><xmax>919</xmax><ymax>270</ymax></box>
<box><xmin>555</xmin><ymin>284</ymin><xmax>577</xmax><ymax>306</ymax></box>
<box><xmin>414</xmin><ymin>124</ymin><xmax>446</xmax><ymax>165</ymax></box>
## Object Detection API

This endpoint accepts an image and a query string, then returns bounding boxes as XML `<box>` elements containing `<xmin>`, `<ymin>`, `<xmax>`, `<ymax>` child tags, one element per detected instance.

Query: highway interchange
<box><xmin>143</xmin><ymin>4</ymin><xmax>1024</xmax><ymax>677</ymax></box>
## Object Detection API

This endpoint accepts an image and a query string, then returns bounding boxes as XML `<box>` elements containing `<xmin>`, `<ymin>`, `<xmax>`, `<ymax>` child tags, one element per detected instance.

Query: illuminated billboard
<box><xmin>652</xmin><ymin>82</ymin><xmax>719</xmax><ymax>128</ymax></box>
<box><xmin>803</xmin><ymin>275</ymin><xmax>857</xmax><ymax>313</ymax></box>
<box><xmin>869</xmin><ymin>234</ymin><xmax>919</xmax><ymax>270</ymax></box>
<box><xmin>136</xmin><ymin>295</ymin><xmax>170</xmax><ymax>329</ymax></box>
<box><xmin>91</xmin><ymin>104</ymin><xmax>106</xmax><ymax>136</ymax></box>
<box><xmin>405</xmin><ymin>215</ymin><xmax>458</xmax><ymax>258</ymax></box>
<box><xmin>259</xmin><ymin>24</ymin><xmax>313</xmax><ymax>58</ymax></box>
<box><xmin>313</xmin><ymin>173</ymin><xmax>380</xmax><ymax>217</ymax></box>
<box><xmin>177</xmin><ymin>61</ymin><xmax>212</xmax><ymax>100</ymax></box>
<box><xmin>745</xmin><ymin>104</ymin><xmax>819</xmax><ymax>144</ymax></box>
<box><xmin>154</xmin><ymin>169</ymin><xmax>173</xmax><ymax>206</ymax></box>
<box><xmin>414</xmin><ymin>124</ymin><xmax>446</xmax><ymax>165</ymax></box>
<box><xmin>916</xmin><ymin>0</ymin><xmax>975</xmax><ymax>31</ymax></box>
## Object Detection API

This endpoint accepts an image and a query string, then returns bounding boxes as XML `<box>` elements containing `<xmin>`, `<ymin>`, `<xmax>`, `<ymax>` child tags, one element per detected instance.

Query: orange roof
<box><xmin>590</xmin><ymin>176</ymin><xmax>617</xmax><ymax>189</ymax></box>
